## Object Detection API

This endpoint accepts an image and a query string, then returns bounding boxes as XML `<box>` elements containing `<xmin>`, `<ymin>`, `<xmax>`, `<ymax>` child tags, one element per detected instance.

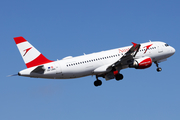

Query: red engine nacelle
<box><xmin>129</xmin><ymin>57</ymin><xmax>152</xmax><ymax>69</ymax></box>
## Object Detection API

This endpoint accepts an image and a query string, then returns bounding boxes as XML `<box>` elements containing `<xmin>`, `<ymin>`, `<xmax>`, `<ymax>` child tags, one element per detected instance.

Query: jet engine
<box><xmin>129</xmin><ymin>57</ymin><xmax>152</xmax><ymax>69</ymax></box>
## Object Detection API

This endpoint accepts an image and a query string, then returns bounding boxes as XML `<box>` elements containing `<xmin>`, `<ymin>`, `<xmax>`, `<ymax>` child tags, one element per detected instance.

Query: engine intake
<box><xmin>129</xmin><ymin>57</ymin><xmax>152</xmax><ymax>69</ymax></box>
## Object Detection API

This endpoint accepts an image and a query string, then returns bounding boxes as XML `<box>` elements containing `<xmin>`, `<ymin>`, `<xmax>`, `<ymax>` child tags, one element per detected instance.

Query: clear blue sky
<box><xmin>1</xmin><ymin>0</ymin><xmax>180</xmax><ymax>120</ymax></box>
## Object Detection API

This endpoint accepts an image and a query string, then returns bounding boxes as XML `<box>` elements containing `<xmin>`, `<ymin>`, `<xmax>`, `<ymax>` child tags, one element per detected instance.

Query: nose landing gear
<box><xmin>154</xmin><ymin>61</ymin><xmax>162</xmax><ymax>72</ymax></box>
<box><xmin>157</xmin><ymin>67</ymin><xmax>162</xmax><ymax>72</ymax></box>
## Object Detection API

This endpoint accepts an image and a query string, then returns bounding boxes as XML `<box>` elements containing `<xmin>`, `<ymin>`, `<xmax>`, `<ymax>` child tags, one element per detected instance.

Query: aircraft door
<box><xmin>54</xmin><ymin>61</ymin><xmax>62</xmax><ymax>74</ymax></box>
<box><xmin>158</xmin><ymin>43</ymin><xmax>163</xmax><ymax>53</ymax></box>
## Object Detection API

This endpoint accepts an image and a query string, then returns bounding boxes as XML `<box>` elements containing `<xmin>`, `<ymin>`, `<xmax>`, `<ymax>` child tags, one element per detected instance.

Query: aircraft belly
<box><xmin>62</xmin><ymin>62</ymin><xmax>103</xmax><ymax>79</ymax></box>
<box><xmin>62</xmin><ymin>68</ymin><xmax>92</xmax><ymax>78</ymax></box>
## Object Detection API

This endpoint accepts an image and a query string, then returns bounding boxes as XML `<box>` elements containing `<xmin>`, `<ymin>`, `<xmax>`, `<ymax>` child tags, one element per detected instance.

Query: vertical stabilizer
<box><xmin>14</xmin><ymin>36</ymin><xmax>53</xmax><ymax>68</ymax></box>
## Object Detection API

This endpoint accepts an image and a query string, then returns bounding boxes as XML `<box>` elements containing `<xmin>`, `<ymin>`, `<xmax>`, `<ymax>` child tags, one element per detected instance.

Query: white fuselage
<box><xmin>19</xmin><ymin>41</ymin><xmax>175</xmax><ymax>79</ymax></box>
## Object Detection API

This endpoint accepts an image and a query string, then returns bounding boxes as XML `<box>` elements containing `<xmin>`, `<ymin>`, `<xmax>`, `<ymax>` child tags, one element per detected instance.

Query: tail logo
<box><xmin>23</xmin><ymin>47</ymin><xmax>32</xmax><ymax>56</ymax></box>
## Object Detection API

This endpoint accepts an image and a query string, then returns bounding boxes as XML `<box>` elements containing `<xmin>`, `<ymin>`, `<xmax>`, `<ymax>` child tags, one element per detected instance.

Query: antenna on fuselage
<box><xmin>149</xmin><ymin>40</ymin><xmax>152</xmax><ymax>42</ymax></box>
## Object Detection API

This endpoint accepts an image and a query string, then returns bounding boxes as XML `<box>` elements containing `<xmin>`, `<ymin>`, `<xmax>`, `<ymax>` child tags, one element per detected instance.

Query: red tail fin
<box><xmin>14</xmin><ymin>36</ymin><xmax>53</xmax><ymax>68</ymax></box>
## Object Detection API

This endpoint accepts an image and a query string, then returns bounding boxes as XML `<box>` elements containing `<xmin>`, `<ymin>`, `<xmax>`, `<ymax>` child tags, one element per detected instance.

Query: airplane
<box><xmin>13</xmin><ymin>36</ymin><xmax>175</xmax><ymax>86</ymax></box>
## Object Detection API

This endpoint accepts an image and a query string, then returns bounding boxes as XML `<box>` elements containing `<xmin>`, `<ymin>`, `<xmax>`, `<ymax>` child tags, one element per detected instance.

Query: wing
<box><xmin>105</xmin><ymin>42</ymin><xmax>141</xmax><ymax>72</ymax></box>
<box><xmin>93</xmin><ymin>42</ymin><xmax>141</xmax><ymax>75</ymax></box>
<box><xmin>113</xmin><ymin>42</ymin><xmax>141</xmax><ymax>67</ymax></box>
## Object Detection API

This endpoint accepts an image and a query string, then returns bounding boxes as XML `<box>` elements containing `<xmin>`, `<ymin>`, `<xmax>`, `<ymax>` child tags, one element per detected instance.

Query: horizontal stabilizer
<box><xmin>31</xmin><ymin>65</ymin><xmax>45</xmax><ymax>74</ymax></box>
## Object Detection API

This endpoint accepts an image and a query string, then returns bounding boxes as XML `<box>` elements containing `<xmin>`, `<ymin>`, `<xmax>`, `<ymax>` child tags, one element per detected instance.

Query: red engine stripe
<box><xmin>138</xmin><ymin>58</ymin><xmax>152</xmax><ymax>69</ymax></box>
<box><xmin>14</xmin><ymin>36</ymin><xmax>27</xmax><ymax>44</ymax></box>
<box><xmin>26</xmin><ymin>54</ymin><xmax>53</xmax><ymax>68</ymax></box>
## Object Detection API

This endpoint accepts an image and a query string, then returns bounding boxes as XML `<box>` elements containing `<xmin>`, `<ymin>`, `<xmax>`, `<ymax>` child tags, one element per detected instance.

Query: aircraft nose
<box><xmin>171</xmin><ymin>47</ymin><xmax>176</xmax><ymax>55</ymax></box>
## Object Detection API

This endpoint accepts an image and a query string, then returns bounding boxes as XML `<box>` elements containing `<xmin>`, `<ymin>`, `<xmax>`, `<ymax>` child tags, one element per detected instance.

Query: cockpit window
<box><xmin>165</xmin><ymin>44</ymin><xmax>169</xmax><ymax>47</ymax></box>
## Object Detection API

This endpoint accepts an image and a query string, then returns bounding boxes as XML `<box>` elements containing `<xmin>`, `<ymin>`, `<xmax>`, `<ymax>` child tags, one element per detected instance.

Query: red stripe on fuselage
<box><xmin>14</xmin><ymin>36</ymin><xmax>27</xmax><ymax>44</ymax></box>
<box><xmin>26</xmin><ymin>54</ymin><xmax>53</xmax><ymax>68</ymax></box>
